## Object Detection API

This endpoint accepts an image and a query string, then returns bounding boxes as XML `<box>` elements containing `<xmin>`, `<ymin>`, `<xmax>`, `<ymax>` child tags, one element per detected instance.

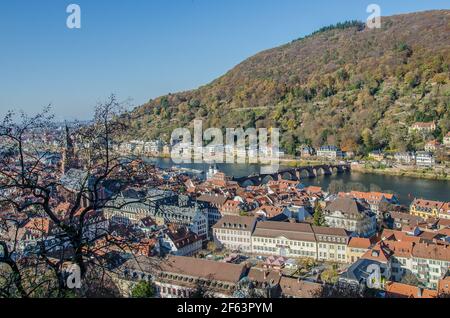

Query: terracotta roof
<box><xmin>381</xmin><ymin>229</ymin><xmax>421</xmax><ymax>243</ymax></box>
<box><xmin>55</xmin><ymin>202</ymin><xmax>71</xmax><ymax>215</ymax></box>
<box><xmin>411</xmin><ymin>199</ymin><xmax>445</xmax><ymax>210</ymax></box>
<box><xmin>386</xmin><ymin>282</ymin><xmax>438</xmax><ymax>298</ymax></box>
<box><xmin>437</xmin><ymin>218</ymin><xmax>450</xmax><ymax>228</ymax></box>
<box><xmin>279</xmin><ymin>277</ymin><xmax>322</xmax><ymax>298</ymax></box>
<box><xmin>438</xmin><ymin>228</ymin><xmax>450</xmax><ymax>237</ymax></box>
<box><xmin>305</xmin><ymin>186</ymin><xmax>322</xmax><ymax>194</ymax></box>
<box><xmin>348</xmin><ymin>237</ymin><xmax>372</xmax><ymax>249</ymax></box>
<box><xmin>412</xmin><ymin>122</ymin><xmax>435</xmax><ymax>128</ymax></box>
<box><xmin>412</xmin><ymin>243</ymin><xmax>450</xmax><ymax>262</ymax></box>
<box><xmin>440</xmin><ymin>203</ymin><xmax>450</xmax><ymax>216</ymax></box>
<box><xmin>24</xmin><ymin>218</ymin><xmax>52</xmax><ymax>234</ymax></box>
<box><xmin>362</xmin><ymin>243</ymin><xmax>392</xmax><ymax>263</ymax></box>
<box><xmin>418</xmin><ymin>231</ymin><xmax>439</xmax><ymax>242</ymax></box>
<box><xmin>347</xmin><ymin>191</ymin><xmax>395</xmax><ymax>202</ymax></box>
<box><xmin>255</xmin><ymin>205</ymin><xmax>284</xmax><ymax>218</ymax></box>
<box><xmin>247</xmin><ymin>268</ymin><xmax>282</xmax><ymax>286</ymax></box>
<box><xmin>383</xmin><ymin>240</ymin><xmax>414</xmax><ymax>258</ymax></box>
<box><xmin>426</xmin><ymin>140</ymin><xmax>441</xmax><ymax>146</ymax></box>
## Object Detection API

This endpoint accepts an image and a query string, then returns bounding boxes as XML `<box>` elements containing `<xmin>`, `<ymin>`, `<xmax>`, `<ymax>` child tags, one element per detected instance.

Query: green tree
<box><xmin>131</xmin><ymin>281</ymin><xmax>156</xmax><ymax>298</ymax></box>
<box><xmin>320</xmin><ymin>268</ymin><xmax>339</xmax><ymax>284</ymax></box>
<box><xmin>313</xmin><ymin>203</ymin><xmax>326</xmax><ymax>226</ymax></box>
<box><xmin>361</xmin><ymin>128</ymin><xmax>374</xmax><ymax>153</ymax></box>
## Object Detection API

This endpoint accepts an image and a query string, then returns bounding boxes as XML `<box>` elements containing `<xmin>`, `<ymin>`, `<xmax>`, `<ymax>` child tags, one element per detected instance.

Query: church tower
<box><xmin>61</xmin><ymin>123</ymin><xmax>76</xmax><ymax>174</ymax></box>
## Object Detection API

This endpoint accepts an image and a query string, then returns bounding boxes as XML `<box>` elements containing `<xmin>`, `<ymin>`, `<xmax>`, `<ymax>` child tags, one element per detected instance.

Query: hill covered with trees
<box><xmin>125</xmin><ymin>10</ymin><xmax>450</xmax><ymax>156</ymax></box>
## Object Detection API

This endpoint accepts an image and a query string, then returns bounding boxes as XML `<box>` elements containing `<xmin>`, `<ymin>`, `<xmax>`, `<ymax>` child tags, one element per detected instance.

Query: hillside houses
<box><xmin>409</xmin><ymin>122</ymin><xmax>437</xmax><ymax>134</ymax></box>
<box><xmin>444</xmin><ymin>132</ymin><xmax>450</xmax><ymax>148</ymax></box>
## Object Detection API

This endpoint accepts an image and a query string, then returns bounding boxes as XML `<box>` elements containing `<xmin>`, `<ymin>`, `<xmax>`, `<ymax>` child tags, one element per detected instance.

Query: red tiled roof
<box><xmin>411</xmin><ymin>199</ymin><xmax>445</xmax><ymax>210</ymax></box>
<box><xmin>386</xmin><ymin>282</ymin><xmax>438</xmax><ymax>298</ymax></box>
<box><xmin>348</xmin><ymin>237</ymin><xmax>372</xmax><ymax>249</ymax></box>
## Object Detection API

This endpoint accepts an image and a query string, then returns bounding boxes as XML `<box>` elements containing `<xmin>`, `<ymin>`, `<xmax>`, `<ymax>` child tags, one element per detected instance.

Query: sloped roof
<box><xmin>385</xmin><ymin>282</ymin><xmax>437</xmax><ymax>298</ymax></box>
<box><xmin>159</xmin><ymin>256</ymin><xmax>247</xmax><ymax>284</ymax></box>
<box><xmin>279</xmin><ymin>277</ymin><xmax>322</xmax><ymax>298</ymax></box>
<box><xmin>253</xmin><ymin>221</ymin><xmax>316</xmax><ymax>242</ymax></box>
<box><xmin>325</xmin><ymin>197</ymin><xmax>368</xmax><ymax>216</ymax></box>
<box><xmin>348</xmin><ymin>237</ymin><xmax>372</xmax><ymax>249</ymax></box>
<box><xmin>212</xmin><ymin>215</ymin><xmax>257</xmax><ymax>231</ymax></box>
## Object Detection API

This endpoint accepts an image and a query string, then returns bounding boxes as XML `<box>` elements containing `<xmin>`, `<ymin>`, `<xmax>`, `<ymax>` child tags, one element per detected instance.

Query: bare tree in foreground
<box><xmin>0</xmin><ymin>95</ymin><xmax>155</xmax><ymax>298</ymax></box>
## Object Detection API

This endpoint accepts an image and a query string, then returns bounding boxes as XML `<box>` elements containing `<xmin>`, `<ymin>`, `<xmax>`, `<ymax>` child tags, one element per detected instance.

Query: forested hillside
<box><xmin>125</xmin><ymin>10</ymin><xmax>450</xmax><ymax>155</ymax></box>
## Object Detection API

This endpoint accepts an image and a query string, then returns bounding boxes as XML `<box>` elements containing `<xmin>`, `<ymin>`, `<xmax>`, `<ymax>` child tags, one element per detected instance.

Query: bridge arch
<box><xmin>296</xmin><ymin>168</ymin><xmax>313</xmax><ymax>179</ymax></box>
<box><xmin>314</xmin><ymin>167</ymin><xmax>327</xmax><ymax>176</ymax></box>
<box><xmin>280</xmin><ymin>171</ymin><xmax>297</xmax><ymax>181</ymax></box>
<box><xmin>261</xmin><ymin>175</ymin><xmax>276</xmax><ymax>185</ymax></box>
<box><xmin>331</xmin><ymin>166</ymin><xmax>341</xmax><ymax>174</ymax></box>
<box><xmin>241</xmin><ymin>180</ymin><xmax>255</xmax><ymax>187</ymax></box>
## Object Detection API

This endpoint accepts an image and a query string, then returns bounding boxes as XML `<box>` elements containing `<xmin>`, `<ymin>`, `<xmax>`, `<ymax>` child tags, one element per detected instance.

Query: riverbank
<box><xmin>145</xmin><ymin>157</ymin><xmax>450</xmax><ymax>203</ymax></box>
<box><xmin>350</xmin><ymin>165</ymin><xmax>450</xmax><ymax>181</ymax></box>
<box><xmin>142</xmin><ymin>154</ymin><xmax>450</xmax><ymax>181</ymax></box>
<box><xmin>277</xmin><ymin>158</ymin><xmax>450</xmax><ymax>181</ymax></box>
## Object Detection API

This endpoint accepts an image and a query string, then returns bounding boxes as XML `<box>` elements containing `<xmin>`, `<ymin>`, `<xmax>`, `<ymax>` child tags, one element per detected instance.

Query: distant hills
<box><xmin>125</xmin><ymin>10</ymin><xmax>450</xmax><ymax>155</ymax></box>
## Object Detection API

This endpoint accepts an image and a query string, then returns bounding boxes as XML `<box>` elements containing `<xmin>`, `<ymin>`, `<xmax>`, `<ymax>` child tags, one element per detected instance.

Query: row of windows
<box><xmin>318</xmin><ymin>243</ymin><xmax>345</xmax><ymax>251</ymax></box>
<box><xmin>215</xmin><ymin>229</ymin><xmax>250</xmax><ymax>235</ymax></box>
<box><xmin>216</xmin><ymin>236</ymin><xmax>250</xmax><ymax>243</ymax></box>
<box><xmin>317</xmin><ymin>236</ymin><xmax>347</xmax><ymax>244</ymax></box>
<box><xmin>252</xmin><ymin>246</ymin><xmax>316</xmax><ymax>257</ymax></box>
<box><xmin>318</xmin><ymin>252</ymin><xmax>346</xmax><ymax>260</ymax></box>
<box><xmin>253</xmin><ymin>246</ymin><xmax>277</xmax><ymax>252</ymax></box>
<box><xmin>159</xmin><ymin>286</ymin><xmax>190</xmax><ymax>297</ymax></box>
<box><xmin>413</xmin><ymin>259</ymin><xmax>450</xmax><ymax>267</ymax></box>
<box><xmin>290</xmin><ymin>250</ymin><xmax>315</xmax><ymax>257</ymax></box>
<box><xmin>253</xmin><ymin>237</ymin><xmax>314</xmax><ymax>247</ymax></box>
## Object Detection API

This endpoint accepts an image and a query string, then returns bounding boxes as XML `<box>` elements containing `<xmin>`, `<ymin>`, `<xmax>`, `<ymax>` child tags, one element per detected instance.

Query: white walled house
<box><xmin>444</xmin><ymin>132</ymin><xmax>450</xmax><ymax>148</ymax></box>
<box><xmin>415</xmin><ymin>151</ymin><xmax>435</xmax><ymax>167</ymax></box>
<box><xmin>212</xmin><ymin>215</ymin><xmax>257</xmax><ymax>253</ymax></box>
<box><xmin>251</xmin><ymin>222</ymin><xmax>317</xmax><ymax>259</ymax></box>
<box><xmin>313</xmin><ymin>226</ymin><xmax>349</xmax><ymax>263</ymax></box>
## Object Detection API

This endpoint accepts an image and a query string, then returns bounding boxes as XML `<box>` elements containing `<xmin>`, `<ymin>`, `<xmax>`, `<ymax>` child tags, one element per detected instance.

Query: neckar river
<box><xmin>149</xmin><ymin>158</ymin><xmax>450</xmax><ymax>205</ymax></box>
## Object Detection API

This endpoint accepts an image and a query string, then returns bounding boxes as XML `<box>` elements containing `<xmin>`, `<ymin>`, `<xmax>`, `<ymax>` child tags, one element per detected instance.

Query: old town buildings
<box><xmin>324</xmin><ymin>197</ymin><xmax>377</xmax><ymax>238</ymax></box>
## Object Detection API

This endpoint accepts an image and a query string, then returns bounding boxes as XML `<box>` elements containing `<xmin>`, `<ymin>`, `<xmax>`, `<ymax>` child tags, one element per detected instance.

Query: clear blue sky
<box><xmin>0</xmin><ymin>0</ymin><xmax>449</xmax><ymax>121</ymax></box>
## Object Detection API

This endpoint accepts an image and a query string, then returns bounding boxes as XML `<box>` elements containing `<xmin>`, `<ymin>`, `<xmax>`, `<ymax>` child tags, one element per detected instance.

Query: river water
<box><xmin>148</xmin><ymin>158</ymin><xmax>450</xmax><ymax>205</ymax></box>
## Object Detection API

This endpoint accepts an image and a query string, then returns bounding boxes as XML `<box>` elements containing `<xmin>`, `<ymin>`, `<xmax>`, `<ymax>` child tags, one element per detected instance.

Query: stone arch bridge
<box><xmin>233</xmin><ymin>164</ymin><xmax>351</xmax><ymax>187</ymax></box>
